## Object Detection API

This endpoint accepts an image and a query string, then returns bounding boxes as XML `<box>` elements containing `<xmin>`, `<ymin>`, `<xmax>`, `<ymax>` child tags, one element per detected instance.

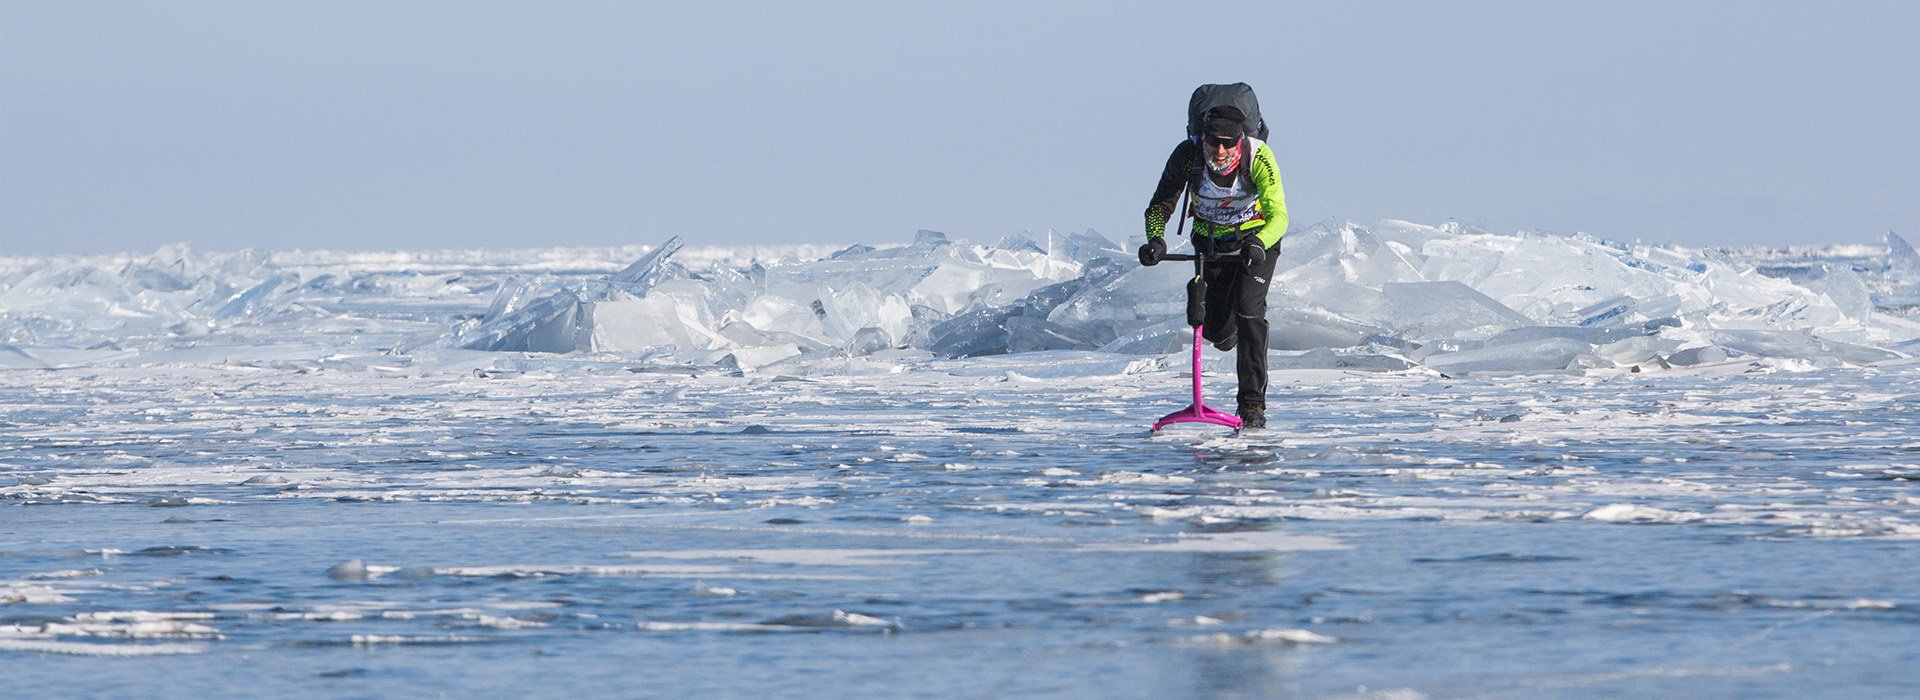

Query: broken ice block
<box><xmin>589</xmin><ymin>297</ymin><xmax>726</xmax><ymax>354</ymax></box>
<box><xmin>1422</xmin><ymin>337</ymin><xmax>1597</xmax><ymax>375</ymax></box>
<box><xmin>1265</xmin><ymin>347</ymin><xmax>1414</xmax><ymax>372</ymax></box>
<box><xmin>610</xmin><ymin>236</ymin><xmax>685</xmax><ymax>288</ymax></box>
<box><xmin>1005</xmin><ymin>316</ymin><xmax>1101</xmax><ymax>353</ymax></box>
<box><xmin>1380</xmin><ymin>281</ymin><xmax>1534</xmax><ymax>339</ymax></box>
<box><xmin>1707</xmin><ymin>330</ymin><xmax>1900</xmax><ymax>365</ymax></box>
<box><xmin>457</xmin><ymin>294</ymin><xmax>589</xmax><ymax>353</ymax></box>
<box><xmin>845</xmin><ymin>326</ymin><xmax>893</xmax><ymax>356</ymax></box>
<box><xmin>1095</xmin><ymin>318</ymin><xmax>1190</xmax><ymax>356</ymax></box>
<box><xmin>817</xmin><ymin>282</ymin><xmax>912</xmax><ymax>345</ymax></box>
<box><xmin>1798</xmin><ymin>263</ymin><xmax>1874</xmax><ymax>321</ymax></box>
<box><xmin>1888</xmin><ymin>231</ymin><xmax>1920</xmax><ymax>272</ymax></box>
<box><xmin>1268</xmin><ymin>305</ymin><xmax>1383</xmax><ymax>351</ymax></box>
<box><xmin>1665</xmin><ymin>345</ymin><xmax>1731</xmax><ymax>366</ymax></box>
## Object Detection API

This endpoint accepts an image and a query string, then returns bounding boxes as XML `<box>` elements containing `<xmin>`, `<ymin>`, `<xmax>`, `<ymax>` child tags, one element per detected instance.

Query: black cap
<box><xmin>1203</xmin><ymin>106</ymin><xmax>1246</xmax><ymax>139</ymax></box>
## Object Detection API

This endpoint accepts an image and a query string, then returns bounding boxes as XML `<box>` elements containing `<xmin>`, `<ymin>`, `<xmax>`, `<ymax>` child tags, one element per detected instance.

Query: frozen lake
<box><xmin>5</xmin><ymin>359</ymin><xmax>1919</xmax><ymax>698</ymax></box>
<box><xmin>4</xmin><ymin>227</ymin><xmax>1919</xmax><ymax>697</ymax></box>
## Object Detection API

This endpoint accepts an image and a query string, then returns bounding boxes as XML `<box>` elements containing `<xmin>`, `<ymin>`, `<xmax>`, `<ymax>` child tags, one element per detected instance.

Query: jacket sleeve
<box><xmin>1250</xmin><ymin>140</ymin><xmax>1288</xmax><ymax>248</ymax></box>
<box><xmin>1144</xmin><ymin>141</ymin><xmax>1199</xmax><ymax>239</ymax></box>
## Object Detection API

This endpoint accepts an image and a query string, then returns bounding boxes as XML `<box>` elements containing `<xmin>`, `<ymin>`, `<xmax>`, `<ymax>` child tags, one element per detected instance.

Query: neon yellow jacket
<box><xmin>1144</xmin><ymin>138</ymin><xmax>1288</xmax><ymax>248</ymax></box>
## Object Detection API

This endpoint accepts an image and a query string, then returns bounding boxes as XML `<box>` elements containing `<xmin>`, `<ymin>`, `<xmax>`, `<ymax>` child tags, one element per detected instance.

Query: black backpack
<box><xmin>1186</xmin><ymin>83</ymin><xmax>1268</xmax><ymax>143</ymax></box>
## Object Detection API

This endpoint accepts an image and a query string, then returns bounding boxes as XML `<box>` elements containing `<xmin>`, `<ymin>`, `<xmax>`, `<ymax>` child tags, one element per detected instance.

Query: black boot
<box><xmin>1237</xmin><ymin>405</ymin><xmax>1265</xmax><ymax>430</ymax></box>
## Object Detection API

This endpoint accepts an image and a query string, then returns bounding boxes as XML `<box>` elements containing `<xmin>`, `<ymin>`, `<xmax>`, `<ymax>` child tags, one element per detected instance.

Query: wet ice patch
<box><xmin>427</xmin><ymin>562</ymin><xmax>870</xmax><ymax>581</ymax></box>
<box><xmin>762</xmin><ymin>610</ymin><xmax>899</xmax><ymax>630</ymax></box>
<box><xmin>1093</xmin><ymin>471</ymin><xmax>1196</xmax><ymax>485</ymax></box>
<box><xmin>23</xmin><ymin>619</ymin><xmax>222</xmax><ymax>640</ymax></box>
<box><xmin>1</xmin><ymin>586</ymin><xmax>78</xmax><ymax>604</ymax></box>
<box><xmin>464</xmin><ymin>614</ymin><xmax>547</xmax><ymax>630</ymax></box>
<box><xmin>1180</xmin><ymin>628</ymin><xmax>1338</xmax><ymax>647</ymax></box>
<box><xmin>613</xmin><ymin>548</ymin><xmax>977</xmax><ymax>566</ymax></box>
<box><xmin>0</xmin><ymin>639</ymin><xmax>211</xmax><ymax>656</ymax></box>
<box><xmin>1084</xmin><ymin>530</ymin><xmax>1347</xmax><ymax>553</ymax></box>
<box><xmin>24</xmin><ymin>569</ymin><xmax>103</xmax><ymax>580</ymax></box>
<box><xmin>326</xmin><ymin>559</ymin><xmax>401</xmax><ymax>581</ymax></box>
<box><xmin>638</xmin><ymin>610</ymin><xmax>900</xmax><ymax>634</ymax></box>
<box><xmin>342</xmin><ymin>635</ymin><xmax>502</xmax><ymax>646</ymax></box>
<box><xmin>1584</xmin><ymin>504</ymin><xmax>1702</xmax><ymax>523</ymax></box>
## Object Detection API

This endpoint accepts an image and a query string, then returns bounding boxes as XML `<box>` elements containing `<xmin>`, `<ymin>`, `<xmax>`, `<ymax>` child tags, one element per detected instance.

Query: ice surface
<box><xmin>6</xmin><ymin>332</ymin><xmax>1920</xmax><ymax>695</ymax></box>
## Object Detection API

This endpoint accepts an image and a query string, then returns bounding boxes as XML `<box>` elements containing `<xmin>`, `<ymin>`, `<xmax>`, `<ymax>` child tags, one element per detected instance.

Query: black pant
<box><xmin>1195</xmin><ymin>235</ymin><xmax>1279</xmax><ymax>411</ymax></box>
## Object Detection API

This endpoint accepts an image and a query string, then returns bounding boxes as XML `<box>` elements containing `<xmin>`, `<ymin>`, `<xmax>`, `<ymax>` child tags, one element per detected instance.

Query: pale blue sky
<box><xmin>4</xmin><ymin>1</ymin><xmax>1915</xmax><ymax>255</ymax></box>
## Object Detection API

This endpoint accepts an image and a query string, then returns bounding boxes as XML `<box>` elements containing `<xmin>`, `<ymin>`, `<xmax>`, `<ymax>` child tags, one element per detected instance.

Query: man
<box><xmin>1137</xmin><ymin>105</ymin><xmax>1288</xmax><ymax>429</ymax></box>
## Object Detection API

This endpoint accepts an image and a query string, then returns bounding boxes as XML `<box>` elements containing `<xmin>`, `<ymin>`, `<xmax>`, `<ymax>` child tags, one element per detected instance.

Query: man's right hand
<box><xmin>1243</xmin><ymin>239</ymin><xmax>1267</xmax><ymax>267</ymax></box>
<box><xmin>1138</xmin><ymin>238</ymin><xmax>1166</xmax><ymax>266</ymax></box>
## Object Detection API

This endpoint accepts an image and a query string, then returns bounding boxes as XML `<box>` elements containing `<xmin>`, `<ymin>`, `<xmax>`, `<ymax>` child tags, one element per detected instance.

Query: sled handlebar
<box><xmin>1159</xmin><ymin>249</ymin><xmax>1243</xmax><ymax>262</ymax></box>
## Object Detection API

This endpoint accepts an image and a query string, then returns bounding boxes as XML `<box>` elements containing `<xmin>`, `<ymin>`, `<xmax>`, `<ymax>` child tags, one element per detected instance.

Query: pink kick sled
<box><xmin>1148</xmin><ymin>244</ymin><xmax>1246</xmax><ymax>434</ymax></box>
<box><xmin>1151</xmin><ymin>322</ymin><xmax>1243</xmax><ymax>432</ymax></box>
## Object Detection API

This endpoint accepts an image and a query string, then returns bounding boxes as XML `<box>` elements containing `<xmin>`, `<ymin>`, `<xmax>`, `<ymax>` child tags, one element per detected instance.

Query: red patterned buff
<box><xmin>1208</xmin><ymin>142</ymin><xmax>1242</xmax><ymax>174</ymax></box>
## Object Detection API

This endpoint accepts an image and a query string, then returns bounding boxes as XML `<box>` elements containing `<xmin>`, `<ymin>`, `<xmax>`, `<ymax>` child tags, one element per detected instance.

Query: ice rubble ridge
<box><xmin>2</xmin><ymin>224</ymin><xmax>1918</xmax><ymax>375</ymax></box>
<box><xmin>0</xmin><ymin>243</ymin><xmax>303</xmax><ymax>347</ymax></box>
<box><xmin>425</xmin><ymin>224</ymin><xmax>1920</xmax><ymax>374</ymax></box>
<box><xmin>0</xmin><ymin>240</ymin><xmax>820</xmax><ymax>351</ymax></box>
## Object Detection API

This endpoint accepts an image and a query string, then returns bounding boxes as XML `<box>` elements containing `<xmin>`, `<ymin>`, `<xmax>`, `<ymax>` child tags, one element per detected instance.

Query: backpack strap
<box><xmin>1185</xmin><ymin>139</ymin><xmax>1206</xmax><ymax>199</ymax></box>
<box><xmin>1174</xmin><ymin>181</ymin><xmax>1190</xmax><ymax>239</ymax></box>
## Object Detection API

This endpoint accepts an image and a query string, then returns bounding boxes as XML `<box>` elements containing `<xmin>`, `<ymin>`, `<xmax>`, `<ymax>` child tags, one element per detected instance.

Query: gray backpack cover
<box><xmin>1186</xmin><ymin>83</ymin><xmax>1268</xmax><ymax>142</ymax></box>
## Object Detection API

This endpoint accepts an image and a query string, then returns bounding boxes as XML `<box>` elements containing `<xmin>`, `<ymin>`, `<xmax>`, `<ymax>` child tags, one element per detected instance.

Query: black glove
<box><xmin>1138</xmin><ymin>238</ymin><xmax>1166</xmax><ymax>266</ymax></box>
<box><xmin>1244</xmin><ymin>239</ymin><xmax>1267</xmax><ymax>266</ymax></box>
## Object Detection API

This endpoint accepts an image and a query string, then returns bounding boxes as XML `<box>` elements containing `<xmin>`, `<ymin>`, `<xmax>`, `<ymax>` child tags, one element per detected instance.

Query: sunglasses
<box><xmin>1205</xmin><ymin>136</ymin><xmax>1240</xmax><ymax>149</ymax></box>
